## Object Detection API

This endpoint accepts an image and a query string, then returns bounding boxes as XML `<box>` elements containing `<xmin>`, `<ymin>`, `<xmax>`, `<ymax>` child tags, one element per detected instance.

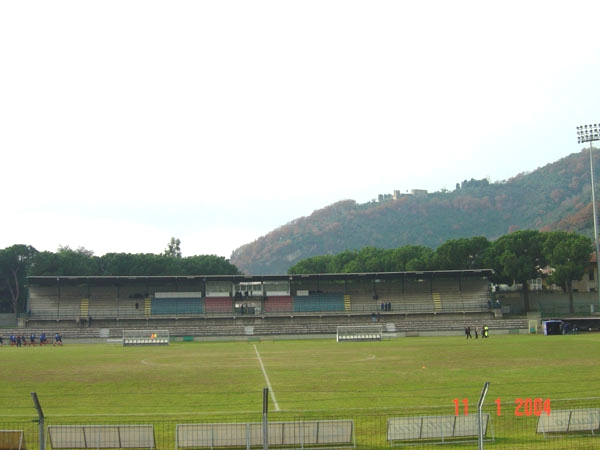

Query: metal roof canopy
<box><xmin>28</xmin><ymin>269</ymin><xmax>494</xmax><ymax>286</ymax></box>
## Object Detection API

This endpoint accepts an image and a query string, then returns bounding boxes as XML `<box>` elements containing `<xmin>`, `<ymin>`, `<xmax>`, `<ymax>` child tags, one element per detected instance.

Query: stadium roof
<box><xmin>28</xmin><ymin>269</ymin><xmax>494</xmax><ymax>286</ymax></box>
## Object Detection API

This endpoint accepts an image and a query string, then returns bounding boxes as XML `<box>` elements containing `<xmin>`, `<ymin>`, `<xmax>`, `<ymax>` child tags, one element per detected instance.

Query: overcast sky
<box><xmin>2</xmin><ymin>1</ymin><xmax>600</xmax><ymax>259</ymax></box>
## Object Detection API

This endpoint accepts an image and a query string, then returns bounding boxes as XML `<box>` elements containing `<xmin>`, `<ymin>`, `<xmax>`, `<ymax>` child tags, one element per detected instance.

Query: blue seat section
<box><xmin>293</xmin><ymin>292</ymin><xmax>345</xmax><ymax>312</ymax></box>
<box><xmin>151</xmin><ymin>297</ymin><xmax>204</xmax><ymax>315</ymax></box>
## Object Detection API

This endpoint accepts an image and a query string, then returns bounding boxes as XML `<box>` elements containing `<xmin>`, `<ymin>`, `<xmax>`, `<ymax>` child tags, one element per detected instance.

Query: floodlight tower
<box><xmin>577</xmin><ymin>123</ymin><xmax>600</xmax><ymax>309</ymax></box>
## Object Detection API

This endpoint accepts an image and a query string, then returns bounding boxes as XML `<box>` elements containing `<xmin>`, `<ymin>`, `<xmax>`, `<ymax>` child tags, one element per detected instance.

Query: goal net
<box><xmin>336</xmin><ymin>325</ymin><xmax>384</xmax><ymax>342</ymax></box>
<box><xmin>122</xmin><ymin>329</ymin><xmax>170</xmax><ymax>346</ymax></box>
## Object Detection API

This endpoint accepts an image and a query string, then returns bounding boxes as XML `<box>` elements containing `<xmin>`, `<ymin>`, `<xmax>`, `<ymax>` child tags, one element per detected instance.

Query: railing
<box><xmin>27</xmin><ymin>301</ymin><xmax>492</xmax><ymax>322</ymax></box>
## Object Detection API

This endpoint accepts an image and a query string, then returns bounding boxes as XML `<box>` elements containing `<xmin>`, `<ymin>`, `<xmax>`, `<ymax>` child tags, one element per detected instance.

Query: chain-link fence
<box><xmin>3</xmin><ymin>396</ymin><xmax>600</xmax><ymax>450</ymax></box>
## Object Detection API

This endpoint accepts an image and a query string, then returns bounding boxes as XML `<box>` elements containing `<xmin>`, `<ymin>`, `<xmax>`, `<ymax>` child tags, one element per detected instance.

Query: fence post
<box><xmin>477</xmin><ymin>382</ymin><xmax>490</xmax><ymax>450</ymax></box>
<box><xmin>31</xmin><ymin>392</ymin><xmax>45</xmax><ymax>450</ymax></box>
<box><xmin>263</xmin><ymin>388</ymin><xmax>269</xmax><ymax>450</ymax></box>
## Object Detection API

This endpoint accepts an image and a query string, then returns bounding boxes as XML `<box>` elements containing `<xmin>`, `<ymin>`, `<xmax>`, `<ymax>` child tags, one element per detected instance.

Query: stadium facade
<box><xmin>19</xmin><ymin>269</ymin><xmax>532</xmax><ymax>341</ymax></box>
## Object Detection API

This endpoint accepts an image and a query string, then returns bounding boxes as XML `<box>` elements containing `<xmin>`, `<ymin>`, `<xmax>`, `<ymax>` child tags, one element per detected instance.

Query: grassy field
<box><xmin>2</xmin><ymin>333</ymin><xmax>600</xmax><ymax>448</ymax></box>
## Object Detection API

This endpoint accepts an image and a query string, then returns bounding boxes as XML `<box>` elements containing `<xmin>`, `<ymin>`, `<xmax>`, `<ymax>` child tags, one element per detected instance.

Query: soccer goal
<box><xmin>122</xmin><ymin>329</ymin><xmax>170</xmax><ymax>346</ymax></box>
<box><xmin>336</xmin><ymin>325</ymin><xmax>384</xmax><ymax>342</ymax></box>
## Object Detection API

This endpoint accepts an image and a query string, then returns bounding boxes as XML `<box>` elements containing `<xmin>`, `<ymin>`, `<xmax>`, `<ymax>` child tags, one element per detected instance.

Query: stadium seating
<box><xmin>151</xmin><ymin>296</ymin><xmax>203</xmax><ymax>315</ymax></box>
<box><xmin>26</xmin><ymin>273</ymin><xmax>493</xmax><ymax>322</ymax></box>
<box><xmin>204</xmin><ymin>297</ymin><xmax>232</xmax><ymax>314</ymax></box>
<box><xmin>263</xmin><ymin>296</ymin><xmax>293</xmax><ymax>313</ymax></box>
<box><xmin>4</xmin><ymin>316</ymin><xmax>529</xmax><ymax>346</ymax></box>
<box><xmin>293</xmin><ymin>292</ymin><xmax>345</xmax><ymax>313</ymax></box>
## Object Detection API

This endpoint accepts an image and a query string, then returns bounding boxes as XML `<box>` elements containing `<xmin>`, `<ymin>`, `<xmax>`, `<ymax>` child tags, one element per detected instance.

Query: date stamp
<box><xmin>454</xmin><ymin>398</ymin><xmax>551</xmax><ymax>416</ymax></box>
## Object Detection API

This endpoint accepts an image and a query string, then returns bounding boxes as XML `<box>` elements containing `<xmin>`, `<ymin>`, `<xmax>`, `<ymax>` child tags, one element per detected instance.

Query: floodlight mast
<box><xmin>577</xmin><ymin>124</ymin><xmax>600</xmax><ymax>310</ymax></box>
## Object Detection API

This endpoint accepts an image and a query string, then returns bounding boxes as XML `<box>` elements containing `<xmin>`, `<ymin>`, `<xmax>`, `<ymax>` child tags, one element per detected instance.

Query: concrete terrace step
<box><xmin>3</xmin><ymin>318</ymin><xmax>530</xmax><ymax>342</ymax></box>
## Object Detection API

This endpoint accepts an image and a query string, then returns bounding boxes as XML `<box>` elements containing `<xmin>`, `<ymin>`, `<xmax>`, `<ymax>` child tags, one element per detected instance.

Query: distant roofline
<box><xmin>28</xmin><ymin>269</ymin><xmax>494</xmax><ymax>285</ymax></box>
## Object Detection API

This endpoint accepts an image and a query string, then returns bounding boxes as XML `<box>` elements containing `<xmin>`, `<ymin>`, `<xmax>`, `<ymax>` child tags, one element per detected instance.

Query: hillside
<box><xmin>230</xmin><ymin>149</ymin><xmax>599</xmax><ymax>274</ymax></box>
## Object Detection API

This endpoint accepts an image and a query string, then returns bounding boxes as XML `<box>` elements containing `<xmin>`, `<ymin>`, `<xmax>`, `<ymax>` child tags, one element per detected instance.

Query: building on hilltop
<box><xmin>393</xmin><ymin>189</ymin><xmax>428</xmax><ymax>200</ymax></box>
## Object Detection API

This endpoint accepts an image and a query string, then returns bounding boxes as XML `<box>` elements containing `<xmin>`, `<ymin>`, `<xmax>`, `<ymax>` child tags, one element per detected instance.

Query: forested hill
<box><xmin>230</xmin><ymin>149</ymin><xmax>600</xmax><ymax>275</ymax></box>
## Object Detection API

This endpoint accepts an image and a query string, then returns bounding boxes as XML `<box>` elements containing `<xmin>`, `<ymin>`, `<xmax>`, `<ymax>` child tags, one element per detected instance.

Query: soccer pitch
<box><xmin>2</xmin><ymin>333</ymin><xmax>600</xmax><ymax>448</ymax></box>
<box><xmin>3</xmin><ymin>333</ymin><xmax>600</xmax><ymax>416</ymax></box>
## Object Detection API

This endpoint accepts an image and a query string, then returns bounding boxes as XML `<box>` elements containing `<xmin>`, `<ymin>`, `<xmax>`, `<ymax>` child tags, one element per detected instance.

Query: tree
<box><xmin>433</xmin><ymin>236</ymin><xmax>490</xmax><ymax>270</ymax></box>
<box><xmin>0</xmin><ymin>244</ymin><xmax>38</xmax><ymax>313</ymax></box>
<box><xmin>484</xmin><ymin>230</ymin><xmax>545</xmax><ymax>312</ymax></box>
<box><xmin>58</xmin><ymin>245</ymin><xmax>95</xmax><ymax>257</ymax></box>
<box><xmin>351</xmin><ymin>247</ymin><xmax>388</xmax><ymax>273</ymax></box>
<box><xmin>543</xmin><ymin>231</ymin><xmax>592</xmax><ymax>313</ymax></box>
<box><xmin>99</xmin><ymin>253</ymin><xmax>174</xmax><ymax>276</ymax></box>
<box><xmin>329</xmin><ymin>250</ymin><xmax>359</xmax><ymax>273</ymax></box>
<box><xmin>388</xmin><ymin>246</ymin><xmax>434</xmax><ymax>271</ymax></box>
<box><xmin>29</xmin><ymin>251</ymin><xmax>62</xmax><ymax>276</ymax></box>
<box><xmin>288</xmin><ymin>255</ymin><xmax>333</xmax><ymax>274</ymax></box>
<box><xmin>180</xmin><ymin>255</ymin><xmax>241</xmax><ymax>275</ymax></box>
<box><xmin>56</xmin><ymin>246</ymin><xmax>100</xmax><ymax>275</ymax></box>
<box><xmin>164</xmin><ymin>237</ymin><xmax>182</xmax><ymax>258</ymax></box>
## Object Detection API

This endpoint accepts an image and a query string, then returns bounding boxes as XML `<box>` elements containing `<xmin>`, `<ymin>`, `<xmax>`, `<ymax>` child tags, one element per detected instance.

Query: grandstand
<box><xmin>20</xmin><ymin>270</ymin><xmax>519</xmax><ymax>340</ymax></box>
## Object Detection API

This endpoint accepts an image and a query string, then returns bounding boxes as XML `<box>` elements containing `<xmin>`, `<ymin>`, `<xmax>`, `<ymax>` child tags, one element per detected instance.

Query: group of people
<box><xmin>1</xmin><ymin>332</ymin><xmax>63</xmax><ymax>347</ymax></box>
<box><xmin>464</xmin><ymin>325</ymin><xmax>489</xmax><ymax>339</ymax></box>
<box><xmin>380</xmin><ymin>302</ymin><xmax>392</xmax><ymax>311</ymax></box>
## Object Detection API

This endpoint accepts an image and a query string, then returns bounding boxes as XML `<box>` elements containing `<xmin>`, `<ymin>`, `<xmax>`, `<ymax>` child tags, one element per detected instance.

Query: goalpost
<box><xmin>122</xmin><ymin>329</ymin><xmax>170</xmax><ymax>346</ymax></box>
<box><xmin>336</xmin><ymin>325</ymin><xmax>384</xmax><ymax>342</ymax></box>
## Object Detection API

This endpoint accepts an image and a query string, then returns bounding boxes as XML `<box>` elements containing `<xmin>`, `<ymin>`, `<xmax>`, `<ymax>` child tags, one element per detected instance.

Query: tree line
<box><xmin>288</xmin><ymin>230</ymin><xmax>592</xmax><ymax>312</ymax></box>
<box><xmin>0</xmin><ymin>242</ymin><xmax>240</xmax><ymax>314</ymax></box>
<box><xmin>0</xmin><ymin>230</ymin><xmax>592</xmax><ymax>315</ymax></box>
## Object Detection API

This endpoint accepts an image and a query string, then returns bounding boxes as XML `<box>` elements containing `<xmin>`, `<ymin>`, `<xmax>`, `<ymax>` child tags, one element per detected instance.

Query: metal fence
<box><xmin>3</xmin><ymin>397</ymin><xmax>600</xmax><ymax>450</ymax></box>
